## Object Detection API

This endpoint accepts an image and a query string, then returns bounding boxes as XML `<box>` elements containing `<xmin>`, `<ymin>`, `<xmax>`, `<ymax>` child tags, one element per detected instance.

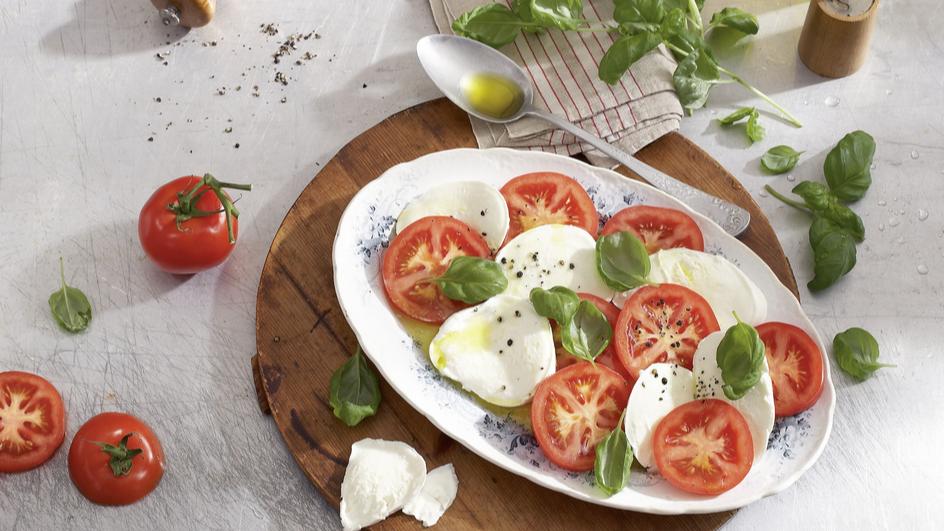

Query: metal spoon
<box><xmin>416</xmin><ymin>34</ymin><xmax>750</xmax><ymax>237</ymax></box>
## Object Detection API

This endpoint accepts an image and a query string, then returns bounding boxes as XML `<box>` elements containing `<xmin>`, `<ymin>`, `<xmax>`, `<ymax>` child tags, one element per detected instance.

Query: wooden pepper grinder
<box><xmin>798</xmin><ymin>0</ymin><xmax>880</xmax><ymax>78</ymax></box>
<box><xmin>151</xmin><ymin>0</ymin><xmax>216</xmax><ymax>28</ymax></box>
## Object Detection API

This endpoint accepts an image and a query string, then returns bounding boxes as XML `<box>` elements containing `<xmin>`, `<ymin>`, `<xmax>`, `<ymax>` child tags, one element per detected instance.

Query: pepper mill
<box><xmin>151</xmin><ymin>0</ymin><xmax>216</xmax><ymax>28</ymax></box>
<box><xmin>798</xmin><ymin>0</ymin><xmax>880</xmax><ymax>78</ymax></box>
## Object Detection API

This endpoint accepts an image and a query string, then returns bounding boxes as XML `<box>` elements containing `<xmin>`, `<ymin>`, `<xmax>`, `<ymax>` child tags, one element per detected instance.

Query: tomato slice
<box><xmin>0</xmin><ymin>371</ymin><xmax>66</xmax><ymax>473</ymax></box>
<box><xmin>531</xmin><ymin>362</ymin><xmax>630</xmax><ymax>472</ymax></box>
<box><xmin>757</xmin><ymin>322</ymin><xmax>825</xmax><ymax>417</ymax></box>
<box><xmin>382</xmin><ymin>216</ymin><xmax>491</xmax><ymax>324</ymax></box>
<box><xmin>500</xmin><ymin>172</ymin><xmax>599</xmax><ymax>244</ymax></box>
<box><xmin>601</xmin><ymin>205</ymin><xmax>704</xmax><ymax>253</ymax></box>
<box><xmin>652</xmin><ymin>399</ymin><xmax>754</xmax><ymax>495</ymax></box>
<box><xmin>555</xmin><ymin>293</ymin><xmax>631</xmax><ymax>381</ymax></box>
<box><xmin>614</xmin><ymin>284</ymin><xmax>720</xmax><ymax>381</ymax></box>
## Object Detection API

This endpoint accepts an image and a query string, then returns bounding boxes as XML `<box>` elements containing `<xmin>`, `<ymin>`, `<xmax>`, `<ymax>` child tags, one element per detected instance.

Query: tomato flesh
<box><xmin>614</xmin><ymin>284</ymin><xmax>720</xmax><ymax>381</ymax></box>
<box><xmin>652</xmin><ymin>399</ymin><xmax>754</xmax><ymax>495</ymax></box>
<box><xmin>531</xmin><ymin>362</ymin><xmax>630</xmax><ymax>472</ymax></box>
<box><xmin>555</xmin><ymin>293</ymin><xmax>631</xmax><ymax>381</ymax></box>
<box><xmin>757</xmin><ymin>322</ymin><xmax>825</xmax><ymax>417</ymax></box>
<box><xmin>0</xmin><ymin>371</ymin><xmax>66</xmax><ymax>473</ymax></box>
<box><xmin>601</xmin><ymin>205</ymin><xmax>704</xmax><ymax>253</ymax></box>
<box><xmin>500</xmin><ymin>172</ymin><xmax>599</xmax><ymax>244</ymax></box>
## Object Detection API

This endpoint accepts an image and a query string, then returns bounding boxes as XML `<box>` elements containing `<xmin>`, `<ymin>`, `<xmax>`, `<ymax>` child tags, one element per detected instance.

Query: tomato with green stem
<box><xmin>138</xmin><ymin>173</ymin><xmax>252</xmax><ymax>274</ymax></box>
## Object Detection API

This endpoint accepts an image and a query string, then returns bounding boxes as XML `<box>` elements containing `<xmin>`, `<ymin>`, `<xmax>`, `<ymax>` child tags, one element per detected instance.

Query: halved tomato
<box><xmin>0</xmin><ymin>371</ymin><xmax>66</xmax><ymax>473</ymax></box>
<box><xmin>601</xmin><ymin>205</ymin><xmax>704</xmax><ymax>253</ymax></box>
<box><xmin>500</xmin><ymin>172</ymin><xmax>599</xmax><ymax>244</ymax></box>
<box><xmin>531</xmin><ymin>362</ymin><xmax>630</xmax><ymax>472</ymax></box>
<box><xmin>382</xmin><ymin>216</ymin><xmax>491</xmax><ymax>324</ymax></box>
<box><xmin>757</xmin><ymin>322</ymin><xmax>825</xmax><ymax>417</ymax></box>
<box><xmin>555</xmin><ymin>293</ymin><xmax>631</xmax><ymax>381</ymax></box>
<box><xmin>614</xmin><ymin>284</ymin><xmax>720</xmax><ymax>381</ymax></box>
<box><xmin>652</xmin><ymin>399</ymin><xmax>754</xmax><ymax>495</ymax></box>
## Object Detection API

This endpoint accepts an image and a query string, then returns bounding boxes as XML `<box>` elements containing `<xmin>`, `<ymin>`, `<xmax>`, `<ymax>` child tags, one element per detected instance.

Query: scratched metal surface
<box><xmin>0</xmin><ymin>1</ymin><xmax>941</xmax><ymax>530</ymax></box>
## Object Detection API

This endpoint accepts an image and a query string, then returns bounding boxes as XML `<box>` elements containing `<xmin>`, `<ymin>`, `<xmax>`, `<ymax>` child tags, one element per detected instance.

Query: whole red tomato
<box><xmin>138</xmin><ymin>174</ymin><xmax>251</xmax><ymax>274</ymax></box>
<box><xmin>68</xmin><ymin>412</ymin><xmax>165</xmax><ymax>505</ymax></box>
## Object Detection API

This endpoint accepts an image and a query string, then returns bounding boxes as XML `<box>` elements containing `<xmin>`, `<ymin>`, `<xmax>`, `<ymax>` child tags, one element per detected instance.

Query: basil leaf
<box><xmin>745</xmin><ymin>109</ymin><xmax>765</xmax><ymax>143</ymax></box>
<box><xmin>614</xmin><ymin>0</ymin><xmax>665</xmax><ymax>26</ymax></box>
<box><xmin>595</xmin><ymin>230</ymin><xmax>651</xmax><ymax>291</ymax></box>
<box><xmin>833</xmin><ymin>327</ymin><xmax>893</xmax><ymax>381</ymax></box>
<box><xmin>48</xmin><ymin>258</ymin><xmax>92</xmax><ymax>333</ymax></box>
<box><xmin>708</xmin><ymin>7</ymin><xmax>759</xmax><ymax>35</ymax></box>
<box><xmin>824</xmin><ymin>130</ymin><xmax>875</xmax><ymax>203</ymax></box>
<box><xmin>664</xmin><ymin>0</ymin><xmax>704</xmax><ymax>10</ymax></box>
<box><xmin>594</xmin><ymin>409</ymin><xmax>632</xmax><ymax>496</ymax></box>
<box><xmin>792</xmin><ymin>182</ymin><xmax>865</xmax><ymax>242</ymax></box>
<box><xmin>530</xmin><ymin>0</ymin><xmax>585</xmax><ymax>31</ymax></box>
<box><xmin>761</xmin><ymin>145</ymin><xmax>803</xmax><ymax>174</ymax></box>
<box><xmin>807</xmin><ymin>217</ymin><xmax>857</xmax><ymax>292</ymax></box>
<box><xmin>672</xmin><ymin>47</ymin><xmax>721</xmax><ymax>111</ymax></box>
<box><xmin>436</xmin><ymin>256</ymin><xmax>508</xmax><ymax>304</ymax></box>
<box><xmin>561</xmin><ymin>300</ymin><xmax>612</xmax><ymax>362</ymax></box>
<box><xmin>662</xmin><ymin>9</ymin><xmax>705</xmax><ymax>59</ymax></box>
<box><xmin>452</xmin><ymin>4</ymin><xmax>529</xmax><ymax>48</ymax></box>
<box><xmin>598</xmin><ymin>31</ymin><xmax>663</xmax><ymax>84</ymax></box>
<box><xmin>529</xmin><ymin>286</ymin><xmax>580</xmax><ymax>324</ymax></box>
<box><xmin>717</xmin><ymin>106</ymin><xmax>754</xmax><ymax>126</ymax></box>
<box><xmin>658</xmin><ymin>7</ymin><xmax>686</xmax><ymax>38</ymax></box>
<box><xmin>715</xmin><ymin>315</ymin><xmax>765</xmax><ymax>400</ymax></box>
<box><xmin>329</xmin><ymin>347</ymin><xmax>381</xmax><ymax>427</ymax></box>
<box><xmin>511</xmin><ymin>0</ymin><xmax>545</xmax><ymax>33</ymax></box>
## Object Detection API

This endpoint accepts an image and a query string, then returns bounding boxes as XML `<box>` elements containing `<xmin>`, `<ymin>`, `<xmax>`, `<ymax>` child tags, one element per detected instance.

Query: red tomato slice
<box><xmin>500</xmin><ymin>172</ymin><xmax>599</xmax><ymax>244</ymax></box>
<box><xmin>0</xmin><ymin>371</ymin><xmax>66</xmax><ymax>473</ymax></box>
<box><xmin>614</xmin><ymin>284</ymin><xmax>720</xmax><ymax>381</ymax></box>
<box><xmin>652</xmin><ymin>399</ymin><xmax>754</xmax><ymax>495</ymax></box>
<box><xmin>382</xmin><ymin>216</ymin><xmax>491</xmax><ymax>324</ymax></box>
<box><xmin>757</xmin><ymin>322</ymin><xmax>825</xmax><ymax>417</ymax></box>
<box><xmin>601</xmin><ymin>205</ymin><xmax>704</xmax><ymax>253</ymax></box>
<box><xmin>555</xmin><ymin>293</ymin><xmax>631</xmax><ymax>381</ymax></box>
<box><xmin>531</xmin><ymin>362</ymin><xmax>630</xmax><ymax>472</ymax></box>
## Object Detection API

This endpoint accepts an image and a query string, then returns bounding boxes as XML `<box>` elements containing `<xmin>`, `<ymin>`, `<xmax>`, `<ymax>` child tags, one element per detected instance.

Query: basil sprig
<box><xmin>761</xmin><ymin>145</ymin><xmax>803</xmax><ymax>174</ymax></box>
<box><xmin>329</xmin><ymin>347</ymin><xmax>382</xmax><ymax>427</ymax></box>
<box><xmin>595</xmin><ymin>230</ymin><xmax>651</xmax><ymax>291</ymax></box>
<box><xmin>715</xmin><ymin>314</ymin><xmax>765</xmax><ymax>400</ymax></box>
<box><xmin>435</xmin><ymin>256</ymin><xmax>508</xmax><ymax>304</ymax></box>
<box><xmin>707</xmin><ymin>7</ymin><xmax>758</xmax><ymax>34</ymax></box>
<box><xmin>530</xmin><ymin>287</ymin><xmax>611</xmax><ymax>363</ymax></box>
<box><xmin>594</xmin><ymin>409</ymin><xmax>632</xmax><ymax>496</ymax></box>
<box><xmin>833</xmin><ymin>327</ymin><xmax>893</xmax><ymax>381</ymax></box>
<box><xmin>49</xmin><ymin>257</ymin><xmax>92</xmax><ymax>333</ymax></box>
<box><xmin>718</xmin><ymin>106</ymin><xmax>764</xmax><ymax>144</ymax></box>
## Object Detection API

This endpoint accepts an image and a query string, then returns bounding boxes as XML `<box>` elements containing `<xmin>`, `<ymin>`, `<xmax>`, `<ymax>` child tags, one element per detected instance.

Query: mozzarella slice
<box><xmin>692</xmin><ymin>330</ymin><xmax>775</xmax><ymax>461</ymax></box>
<box><xmin>340</xmin><ymin>439</ymin><xmax>427</xmax><ymax>531</ymax></box>
<box><xmin>403</xmin><ymin>464</ymin><xmax>459</xmax><ymax>527</ymax></box>
<box><xmin>396</xmin><ymin>181</ymin><xmax>510</xmax><ymax>252</ymax></box>
<box><xmin>494</xmin><ymin>224</ymin><xmax>614</xmax><ymax>300</ymax></box>
<box><xmin>429</xmin><ymin>294</ymin><xmax>555</xmax><ymax>407</ymax></box>
<box><xmin>624</xmin><ymin>363</ymin><xmax>694</xmax><ymax>469</ymax></box>
<box><xmin>613</xmin><ymin>248</ymin><xmax>767</xmax><ymax>329</ymax></box>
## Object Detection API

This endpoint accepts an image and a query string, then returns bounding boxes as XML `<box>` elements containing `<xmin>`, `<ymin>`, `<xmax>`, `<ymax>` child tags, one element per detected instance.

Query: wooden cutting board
<box><xmin>252</xmin><ymin>98</ymin><xmax>799</xmax><ymax>530</ymax></box>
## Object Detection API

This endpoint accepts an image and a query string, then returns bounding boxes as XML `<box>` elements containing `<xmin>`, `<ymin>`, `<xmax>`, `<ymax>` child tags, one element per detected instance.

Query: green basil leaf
<box><xmin>48</xmin><ymin>258</ymin><xmax>92</xmax><ymax>333</ymax></box>
<box><xmin>792</xmin><ymin>182</ymin><xmax>865</xmax><ymax>242</ymax></box>
<box><xmin>717</xmin><ymin>106</ymin><xmax>754</xmax><ymax>126</ymax></box>
<box><xmin>672</xmin><ymin>47</ymin><xmax>721</xmax><ymax>111</ymax></box>
<box><xmin>594</xmin><ymin>409</ymin><xmax>632</xmax><ymax>496</ymax></box>
<box><xmin>614</xmin><ymin>0</ymin><xmax>665</xmax><ymax>26</ymax></box>
<box><xmin>595</xmin><ymin>230</ymin><xmax>651</xmax><ymax>291</ymax></box>
<box><xmin>745</xmin><ymin>109</ymin><xmax>765</xmax><ymax>143</ymax></box>
<box><xmin>529</xmin><ymin>286</ymin><xmax>580</xmax><ymax>324</ymax></box>
<box><xmin>436</xmin><ymin>256</ymin><xmax>508</xmax><ymax>304</ymax></box>
<box><xmin>715</xmin><ymin>315</ymin><xmax>765</xmax><ymax>400</ymax></box>
<box><xmin>530</xmin><ymin>0</ymin><xmax>585</xmax><ymax>31</ymax></box>
<box><xmin>452</xmin><ymin>4</ymin><xmax>529</xmax><ymax>48</ymax></box>
<box><xmin>824</xmin><ymin>130</ymin><xmax>876</xmax><ymax>203</ymax></box>
<box><xmin>708</xmin><ymin>7</ymin><xmax>759</xmax><ymax>35</ymax></box>
<box><xmin>329</xmin><ymin>347</ymin><xmax>382</xmax><ymax>427</ymax></box>
<box><xmin>658</xmin><ymin>7</ymin><xmax>686</xmax><ymax>38</ymax></box>
<box><xmin>664</xmin><ymin>0</ymin><xmax>704</xmax><ymax>11</ymax></box>
<box><xmin>833</xmin><ymin>327</ymin><xmax>893</xmax><ymax>381</ymax></box>
<box><xmin>598</xmin><ymin>31</ymin><xmax>663</xmax><ymax>84</ymax></box>
<box><xmin>512</xmin><ymin>0</ymin><xmax>545</xmax><ymax>33</ymax></box>
<box><xmin>561</xmin><ymin>300</ymin><xmax>612</xmax><ymax>362</ymax></box>
<box><xmin>761</xmin><ymin>145</ymin><xmax>803</xmax><ymax>174</ymax></box>
<box><xmin>807</xmin><ymin>217</ymin><xmax>857</xmax><ymax>291</ymax></box>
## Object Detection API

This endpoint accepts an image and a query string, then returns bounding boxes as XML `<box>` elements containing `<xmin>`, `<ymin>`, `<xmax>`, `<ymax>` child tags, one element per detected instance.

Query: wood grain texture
<box><xmin>254</xmin><ymin>98</ymin><xmax>799</xmax><ymax>530</ymax></box>
<box><xmin>798</xmin><ymin>0</ymin><xmax>880</xmax><ymax>78</ymax></box>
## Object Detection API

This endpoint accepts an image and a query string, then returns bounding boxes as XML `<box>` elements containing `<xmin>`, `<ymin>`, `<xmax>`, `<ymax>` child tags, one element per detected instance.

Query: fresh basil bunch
<box><xmin>766</xmin><ymin>131</ymin><xmax>875</xmax><ymax>292</ymax></box>
<box><xmin>329</xmin><ymin>347</ymin><xmax>382</xmax><ymax>427</ymax></box>
<box><xmin>529</xmin><ymin>286</ymin><xmax>611</xmax><ymax>362</ymax></box>
<box><xmin>436</xmin><ymin>256</ymin><xmax>508</xmax><ymax>303</ymax></box>
<box><xmin>594</xmin><ymin>410</ymin><xmax>633</xmax><ymax>496</ymax></box>
<box><xmin>715</xmin><ymin>314</ymin><xmax>765</xmax><ymax>400</ymax></box>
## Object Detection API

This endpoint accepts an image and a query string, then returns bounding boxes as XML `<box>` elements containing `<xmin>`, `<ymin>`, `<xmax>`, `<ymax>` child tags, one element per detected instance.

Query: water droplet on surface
<box><xmin>885</xmin><ymin>89</ymin><xmax>893</xmax><ymax>96</ymax></box>
<box><xmin>786</xmin><ymin>174</ymin><xmax>796</xmax><ymax>182</ymax></box>
<box><xmin>917</xmin><ymin>264</ymin><xmax>929</xmax><ymax>275</ymax></box>
<box><xmin>803</xmin><ymin>99</ymin><xmax>809</xmax><ymax>106</ymax></box>
<box><xmin>824</xmin><ymin>96</ymin><xmax>840</xmax><ymax>107</ymax></box>
<box><xmin>759</xmin><ymin>189</ymin><xmax>768</xmax><ymax>198</ymax></box>
<box><xmin>878</xmin><ymin>224</ymin><xmax>885</xmax><ymax>231</ymax></box>
<box><xmin>878</xmin><ymin>200</ymin><xmax>887</xmax><ymax>206</ymax></box>
<box><xmin>899</xmin><ymin>209</ymin><xmax>906</xmax><ymax>215</ymax></box>
<box><xmin>870</xmin><ymin>162</ymin><xmax>877</xmax><ymax>170</ymax></box>
<box><xmin>918</xmin><ymin>209</ymin><xmax>929</xmax><ymax>221</ymax></box>
<box><xmin>910</xmin><ymin>150</ymin><xmax>919</xmax><ymax>160</ymax></box>
<box><xmin>895</xmin><ymin>236</ymin><xmax>905</xmax><ymax>244</ymax></box>
<box><xmin>888</xmin><ymin>217</ymin><xmax>900</xmax><ymax>227</ymax></box>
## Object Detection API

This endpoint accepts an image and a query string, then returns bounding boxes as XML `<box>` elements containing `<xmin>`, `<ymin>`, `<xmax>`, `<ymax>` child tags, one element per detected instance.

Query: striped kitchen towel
<box><xmin>428</xmin><ymin>0</ymin><xmax>683</xmax><ymax>167</ymax></box>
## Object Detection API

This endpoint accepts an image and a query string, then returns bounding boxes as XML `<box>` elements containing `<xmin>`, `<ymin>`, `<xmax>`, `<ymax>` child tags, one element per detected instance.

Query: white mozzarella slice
<box><xmin>624</xmin><ymin>363</ymin><xmax>694</xmax><ymax>469</ymax></box>
<box><xmin>429</xmin><ymin>294</ymin><xmax>555</xmax><ymax>407</ymax></box>
<box><xmin>494</xmin><ymin>224</ymin><xmax>614</xmax><ymax>300</ymax></box>
<box><xmin>396</xmin><ymin>181</ymin><xmax>510</xmax><ymax>252</ymax></box>
<box><xmin>692</xmin><ymin>330</ymin><xmax>775</xmax><ymax>461</ymax></box>
<box><xmin>612</xmin><ymin>248</ymin><xmax>767</xmax><ymax>329</ymax></box>
<box><xmin>403</xmin><ymin>464</ymin><xmax>459</xmax><ymax>527</ymax></box>
<box><xmin>340</xmin><ymin>439</ymin><xmax>427</xmax><ymax>531</ymax></box>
